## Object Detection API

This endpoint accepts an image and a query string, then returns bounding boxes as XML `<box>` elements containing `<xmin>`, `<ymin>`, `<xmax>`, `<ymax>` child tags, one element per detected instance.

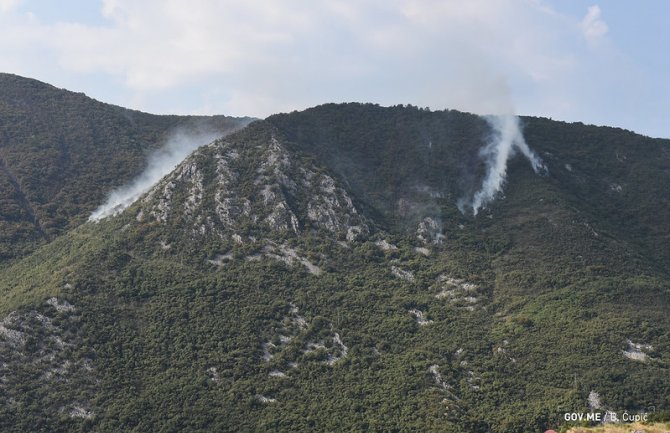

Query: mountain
<box><xmin>0</xmin><ymin>73</ymin><xmax>251</xmax><ymax>261</ymax></box>
<box><xmin>269</xmin><ymin>104</ymin><xmax>670</xmax><ymax>270</ymax></box>
<box><xmin>0</xmin><ymin>88</ymin><xmax>668</xmax><ymax>432</ymax></box>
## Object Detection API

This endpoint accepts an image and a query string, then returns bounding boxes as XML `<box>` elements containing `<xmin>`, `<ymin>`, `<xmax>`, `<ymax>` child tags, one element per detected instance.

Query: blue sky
<box><xmin>1</xmin><ymin>0</ymin><xmax>668</xmax><ymax>138</ymax></box>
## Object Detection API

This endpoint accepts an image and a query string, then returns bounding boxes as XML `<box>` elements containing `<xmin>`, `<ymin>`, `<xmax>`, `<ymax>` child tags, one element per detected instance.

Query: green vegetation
<box><xmin>0</xmin><ymin>73</ymin><xmax>249</xmax><ymax>262</ymax></box>
<box><xmin>0</xmin><ymin>92</ymin><xmax>668</xmax><ymax>432</ymax></box>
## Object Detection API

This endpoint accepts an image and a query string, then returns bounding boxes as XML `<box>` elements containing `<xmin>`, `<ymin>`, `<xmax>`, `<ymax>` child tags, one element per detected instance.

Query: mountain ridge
<box><xmin>0</xmin><ymin>72</ymin><xmax>252</xmax><ymax>261</ymax></box>
<box><xmin>0</xmin><ymin>78</ymin><xmax>668</xmax><ymax>432</ymax></box>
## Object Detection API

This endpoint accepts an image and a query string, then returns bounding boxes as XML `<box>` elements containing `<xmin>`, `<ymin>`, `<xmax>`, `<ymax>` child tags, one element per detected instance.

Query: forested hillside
<box><xmin>0</xmin><ymin>91</ymin><xmax>668</xmax><ymax>432</ymax></box>
<box><xmin>269</xmin><ymin>104</ymin><xmax>670</xmax><ymax>270</ymax></box>
<box><xmin>0</xmin><ymin>73</ymin><xmax>250</xmax><ymax>260</ymax></box>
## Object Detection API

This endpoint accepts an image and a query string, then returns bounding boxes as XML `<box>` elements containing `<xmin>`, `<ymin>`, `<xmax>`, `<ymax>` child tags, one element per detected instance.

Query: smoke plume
<box><xmin>459</xmin><ymin>114</ymin><xmax>546</xmax><ymax>215</ymax></box>
<box><xmin>89</xmin><ymin>128</ymin><xmax>224</xmax><ymax>221</ymax></box>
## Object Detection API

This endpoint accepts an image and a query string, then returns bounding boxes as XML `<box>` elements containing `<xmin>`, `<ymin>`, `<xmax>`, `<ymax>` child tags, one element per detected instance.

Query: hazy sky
<box><xmin>1</xmin><ymin>0</ymin><xmax>668</xmax><ymax>138</ymax></box>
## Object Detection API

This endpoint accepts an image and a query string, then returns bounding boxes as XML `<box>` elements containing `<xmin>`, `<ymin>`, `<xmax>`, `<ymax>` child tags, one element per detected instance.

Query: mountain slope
<box><xmin>0</xmin><ymin>73</ymin><xmax>250</xmax><ymax>261</ymax></box>
<box><xmin>135</xmin><ymin>120</ymin><xmax>368</xmax><ymax>245</ymax></box>
<box><xmin>0</xmin><ymin>103</ymin><xmax>668</xmax><ymax>432</ymax></box>
<box><xmin>268</xmin><ymin>103</ymin><xmax>670</xmax><ymax>271</ymax></box>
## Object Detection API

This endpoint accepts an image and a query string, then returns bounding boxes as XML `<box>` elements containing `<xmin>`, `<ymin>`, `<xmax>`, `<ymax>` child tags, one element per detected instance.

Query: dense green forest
<box><xmin>0</xmin><ymin>73</ymin><xmax>249</xmax><ymax>261</ymax></box>
<box><xmin>0</xmin><ymin>77</ymin><xmax>668</xmax><ymax>432</ymax></box>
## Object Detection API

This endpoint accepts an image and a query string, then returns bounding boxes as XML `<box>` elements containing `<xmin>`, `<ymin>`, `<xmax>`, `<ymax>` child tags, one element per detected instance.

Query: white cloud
<box><xmin>0</xmin><ymin>0</ymin><xmax>663</xmax><ymax>136</ymax></box>
<box><xmin>0</xmin><ymin>0</ymin><xmax>22</xmax><ymax>14</ymax></box>
<box><xmin>581</xmin><ymin>5</ymin><xmax>608</xmax><ymax>45</ymax></box>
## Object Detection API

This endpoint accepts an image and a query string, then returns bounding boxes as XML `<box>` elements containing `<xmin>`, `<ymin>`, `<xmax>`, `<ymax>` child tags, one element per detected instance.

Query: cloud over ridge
<box><xmin>0</xmin><ymin>1</ymin><xmax>666</xmax><ymax>137</ymax></box>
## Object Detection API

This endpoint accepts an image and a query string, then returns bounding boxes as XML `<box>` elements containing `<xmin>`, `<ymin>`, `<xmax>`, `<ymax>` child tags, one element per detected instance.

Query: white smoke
<box><xmin>89</xmin><ymin>128</ymin><xmax>224</xmax><ymax>221</ymax></box>
<box><xmin>459</xmin><ymin>114</ymin><xmax>546</xmax><ymax>216</ymax></box>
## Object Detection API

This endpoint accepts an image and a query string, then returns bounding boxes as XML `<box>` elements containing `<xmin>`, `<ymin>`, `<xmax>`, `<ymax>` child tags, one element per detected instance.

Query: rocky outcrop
<box><xmin>138</xmin><ymin>122</ymin><xmax>369</xmax><ymax>245</ymax></box>
<box><xmin>0</xmin><ymin>298</ymin><xmax>96</xmax><ymax>420</ymax></box>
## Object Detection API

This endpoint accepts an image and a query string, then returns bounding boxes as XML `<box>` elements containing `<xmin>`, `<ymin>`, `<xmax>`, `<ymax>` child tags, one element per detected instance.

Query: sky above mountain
<box><xmin>1</xmin><ymin>0</ymin><xmax>668</xmax><ymax>138</ymax></box>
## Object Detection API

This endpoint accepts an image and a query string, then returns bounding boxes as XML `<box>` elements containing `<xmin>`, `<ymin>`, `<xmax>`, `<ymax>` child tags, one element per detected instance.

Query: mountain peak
<box><xmin>136</xmin><ymin>121</ymin><xmax>369</xmax><ymax>246</ymax></box>
<box><xmin>1</xmin><ymin>87</ymin><xmax>669</xmax><ymax>432</ymax></box>
<box><xmin>0</xmin><ymin>73</ymin><xmax>249</xmax><ymax>261</ymax></box>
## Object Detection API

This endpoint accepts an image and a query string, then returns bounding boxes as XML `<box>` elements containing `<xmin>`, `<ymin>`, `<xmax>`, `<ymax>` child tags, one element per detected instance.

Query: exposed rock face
<box><xmin>588</xmin><ymin>390</ymin><xmax>603</xmax><ymax>410</ymax></box>
<box><xmin>416</xmin><ymin>217</ymin><xmax>445</xmax><ymax>245</ymax></box>
<box><xmin>409</xmin><ymin>309</ymin><xmax>433</xmax><ymax>326</ymax></box>
<box><xmin>138</xmin><ymin>122</ymin><xmax>368</xmax><ymax>244</ymax></box>
<box><xmin>260</xmin><ymin>303</ymin><xmax>348</xmax><ymax>370</ymax></box>
<box><xmin>375</xmin><ymin>239</ymin><xmax>398</xmax><ymax>251</ymax></box>
<box><xmin>0</xmin><ymin>298</ymin><xmax>96</xmax><ymax>420</ymax></box>
<box><xmin>623</xmin><ymin>340</ymin><xmax>653</xmax><ymax>362</ymax></box>
<box><xmin>434</xmin><ymin>275</ymin><xmax>482</xmax><ymax>311</ymax></box>
<box><xmin>391</xmin><ymin>266</ymin><xmax>415</xmax><ymax>282</ymax></box>
<box><xmin>263</xmin><ymin>242</ymin><xmax>322</xmax><ymax>275</ymax></box>
<box><xmin>429</xmin><ymin>364</ymin><xmax>449</xmax><ymax>390</ymax></box>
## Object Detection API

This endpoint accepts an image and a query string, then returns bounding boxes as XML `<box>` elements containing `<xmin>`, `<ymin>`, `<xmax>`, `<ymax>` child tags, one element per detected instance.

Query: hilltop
<box><xmin>0</xmin><ymin>73</ymin><xmax>250</xmax><ymax>261</ymax></box>
<box><xmin>0</xmin><ymin>80</ymin><xmax>668</xmax><ymax>432</ymax></box>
